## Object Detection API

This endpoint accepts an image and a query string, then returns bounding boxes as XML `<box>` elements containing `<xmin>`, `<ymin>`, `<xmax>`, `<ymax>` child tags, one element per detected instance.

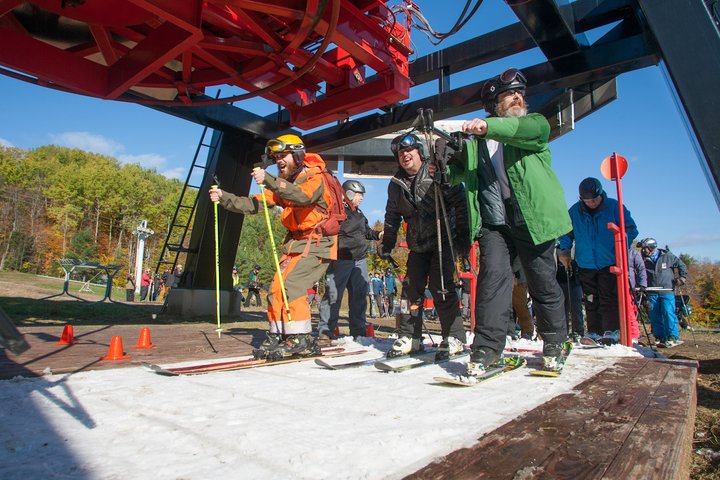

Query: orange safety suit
<box><xmin>218</xmin><ymin>153</ymin><xmax>337</xmax><ymax>334</ymax></box>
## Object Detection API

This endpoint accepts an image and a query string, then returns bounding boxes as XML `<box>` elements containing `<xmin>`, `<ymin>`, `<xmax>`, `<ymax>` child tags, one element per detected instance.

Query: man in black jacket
<box><xmin>317</xmin><ymin>180</ymin><xmax>382</xmax><ymax>339</ymax></box>
<box><xmin>379</xmin><ymin>132</ymin><xmax>469</xmax><ymax>360</ymax></box>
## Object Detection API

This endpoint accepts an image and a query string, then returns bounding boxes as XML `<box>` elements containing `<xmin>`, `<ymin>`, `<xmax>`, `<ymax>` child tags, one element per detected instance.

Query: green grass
<box><xmin>0</xmin><ymin>271</ymin><xmax>221</xmax><ymax>326</ymax></box>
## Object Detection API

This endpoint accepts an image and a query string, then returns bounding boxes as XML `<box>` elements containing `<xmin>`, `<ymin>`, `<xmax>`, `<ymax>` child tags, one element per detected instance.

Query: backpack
<box><xmin>314</xmin><ymin>169</ymin><xmax>348</xmax><ymax>236</ymax></box>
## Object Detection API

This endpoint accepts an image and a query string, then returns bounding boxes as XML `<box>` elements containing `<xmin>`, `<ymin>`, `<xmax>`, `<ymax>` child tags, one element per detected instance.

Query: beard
<box><xmin>496</xmin><ymin>96</ymin><xmax>528</xmax><ymax>118</ymax></box>
<box><xmin>497</xmin><ymin>103</ymin><xmax>528</xmax><ymax>118</ymax></box>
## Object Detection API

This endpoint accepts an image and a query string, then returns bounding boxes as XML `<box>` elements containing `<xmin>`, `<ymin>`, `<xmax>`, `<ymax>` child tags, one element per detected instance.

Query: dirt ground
<box><xmin>1</xmin><ymin>272</ymin><xmax>718</xmax><ymax>478</ymax></box>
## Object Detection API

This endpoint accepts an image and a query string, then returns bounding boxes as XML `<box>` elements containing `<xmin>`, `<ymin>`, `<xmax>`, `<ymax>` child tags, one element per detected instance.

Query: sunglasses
<box><xmin>265</xmin><ymin>139</ymin><xmax>304</xmax><ymax>157</ymax></box>
<box><xmin>391</xmin><ymin>134</ymin><xmax>420</xmax><ymax>155</ymax></box>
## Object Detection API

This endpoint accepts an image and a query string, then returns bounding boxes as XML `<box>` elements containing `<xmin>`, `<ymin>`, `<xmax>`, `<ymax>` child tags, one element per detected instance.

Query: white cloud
<box><xmin>672</xmin><ymin>233</ymin><xmax>720</xmax><ymax>246</ymax></box>
<box><xmin>48</xmin><ymin>131</ymin><xmax>182</xmax><ymax>180</ymax></box>
<box><xmin>0</xmin><ymin>138</ymin><xmax>14</xmax><ymax>147</ymax></box>
<box><xmin>49</xmin><ymin>131</ymin><xmax>124</xmax><ymax>156</ymax></box>
<box><xmin>118</xmin><ymin>153</ymin><xmax>167</xmax><ymax>169</ymax></box>
<box><xmin>161</xmin><ymin>167</ymin><xmax>186</xmax><ymax>180</ymax></box>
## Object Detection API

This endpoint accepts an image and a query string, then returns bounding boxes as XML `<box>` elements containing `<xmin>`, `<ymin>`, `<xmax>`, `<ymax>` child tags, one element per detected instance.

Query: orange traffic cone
<box><xmin>55</xmin><ymin>324</ymin><xmax>76</xmax><ymax>345</ymax></box>
<box><xmin>132</xmin><ymin>327</ymin><xmax>155</xmax><ymax>349</ymax></box>
<box><xmin>334</xmin><ymin>326</ymin><xmax>341</xmax><ymax>338</ymax></box>
<box><xmin>365</xmin><ymin>323</ymin><xmax>375</xmax><ymax>338</ymax></box>
<box><xmin>100</xmin><ymin>336</ymin><xmax>131</xmax><ymax>360</ymax></box>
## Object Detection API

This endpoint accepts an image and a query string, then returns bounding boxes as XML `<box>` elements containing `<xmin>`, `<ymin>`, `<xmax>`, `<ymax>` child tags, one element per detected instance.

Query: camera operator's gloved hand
<box><xmin>377</xmin><ymin>243</ymin><xmax>393</xmax><ymax>260</ymax></box>
<box><xmin>635</xmin><ymin>285</ymin><xmax>647</xmax><ymax>292</ymax></box>
<box><xmin>558</xmin><ymin>250</ymin><xmax>572</xmax><ymax>269</ymax></box>
<box><xmin>677</xmin><ymin>277</ymin><xmax>687</xmax><ymax>286</ymax></box>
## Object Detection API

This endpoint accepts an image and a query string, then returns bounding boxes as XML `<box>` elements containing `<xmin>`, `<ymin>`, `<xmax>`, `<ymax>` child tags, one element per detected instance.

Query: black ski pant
<box><xmin>398</xmin><ymin>249</ymin><xmax>465</xmax><ymax>341</ymax></box>
<box><xmin>244</xmin><ymin>288</ymin><xmax>262</xmax><ymax>307</ymax></box>
<box><xmin>559</xmin><ymin>277</ymin><xmax>585</xmax><ymax>336</ymax></box>
<box><xmin>472</xmin><ymin>225</ymin><xmax>567</xmax><ymax>355</ymax></box>
<box><xmin>577</xmin><ymin>267</ymin><xmax>619</xmax><ymax>334</ymax></box>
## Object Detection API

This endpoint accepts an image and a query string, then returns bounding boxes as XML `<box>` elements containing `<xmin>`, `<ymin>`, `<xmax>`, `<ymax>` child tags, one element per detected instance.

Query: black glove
<box><xmin>377</xmin><ymin>243</ymin><xmax>393</xmax><ymax>260</ymax></box>
<box><xmin>635</xmin><ymin>285</ymin><xmax>646</xmax><ymax>292</ymax></box>
<box><xmin>677</xmin><ymin>277</ymin><xmax>687</xmax><ymax>286</ymax></box>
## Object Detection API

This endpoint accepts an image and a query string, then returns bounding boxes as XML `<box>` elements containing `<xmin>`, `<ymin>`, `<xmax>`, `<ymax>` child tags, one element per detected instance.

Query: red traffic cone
<box><xmin>334</xmin><ymin>326</ymin><xmax>341</xmax><ymax>338</ymax></box>
<box><xmin>100</xmin><ymin>336</ymin><xmax>131</xmax><ymax>360</ymax></box>
<box><xmin>55</xmin><ymin>324</ymin><xmax>76</xmax><ymax>345</ymax></box>
<box><xmin>132</xmin><ymin>327</ymin><xmax>155</xmax><ymax>349</ymax></box>
<box><xmin>365</xmin><ymin>323</ymin><xmax>375</xmax><ymax>338</ymax></box>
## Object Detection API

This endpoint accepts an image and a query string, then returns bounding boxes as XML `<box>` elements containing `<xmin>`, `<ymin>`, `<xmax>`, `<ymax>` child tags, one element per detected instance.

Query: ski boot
<box><xmin>267</xmin><ymin>334</ymin><xmax>321</xmax><ymax>361</ymax></box>
<box><xmin>601</xmin><ymin>330</ymin><xmax>620</xmax><ymax>346</ymax></box>
<box><xmin>386</xmin><ymin>336</ymin><xmax>424</xmax><ymax>359</ymax></box>
<box><xmin>252</xmin><ymin>332</ymin><xmax>282</xmax><ymax>359</ymax></box>
<box><xmin>435</xmin><ymin>336</ymin><xmax>466</xmax><ymax>362</ymax></box>
<box><xmin>466</xmin><ymin>348</ymin><xmax>502</xmax><ymax>377</ymax></box>
<box><xmin>542</xmin><ymin>342</ymin><xmax>570</xmax><ymax>371</ymax></box>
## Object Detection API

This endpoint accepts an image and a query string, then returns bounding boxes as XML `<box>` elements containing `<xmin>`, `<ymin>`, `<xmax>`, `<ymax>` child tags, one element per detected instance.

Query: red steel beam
<box><xmin>106</xmin><ymin>21</ymin><xmax>200</xmax><ymax>98</ymax></box>
<box><xmin>0</xmin><ymin>24</ymin><xmax>108</xmax><ymax>96</ymax></box>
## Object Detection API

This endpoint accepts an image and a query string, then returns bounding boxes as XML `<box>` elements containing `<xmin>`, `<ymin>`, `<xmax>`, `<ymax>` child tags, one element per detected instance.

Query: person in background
<box><xmin>556</xmin><ymin>251</ymin><xmax>585</xmax><ymax>342</ymax></box>
<box><xmin>152</xmin><ymin>273</ymin><xmax>162</xmax><ymax>301</ymax></box>
<box><xmin>172</xmin><ymin>264</ymin><xmax>183</xmax><ymax>289</ymax></box>
<box><xmin>639</xmin><ymin>238</ymin><xmax>688</xmax><ymax>347</ymax></box>
<box><xmin>244</xmin><ymin>264</ymin><xmax>263</xmax><ymax>307</ymax></box>
<box><xmin>383</xmin><ymin>268</ymin><xmax>397</xmax><ymax>316</ymax></box>
<box><xmin>317</xmin><ymin>180</ymin><xmax>381</xmax><ymax>339</ymax></box>
<box><xmin>559</xmin><ymin>177</ymin><xmax>638</xmax><ymax>345</ymax></box>
<box><xmin>368</xmin><ymin>278</ymin><xmax>377</xmax><ymax>318</ymax></box>
<box><xmin>371</xmin><ymin>272</ymin><xmax>385</xmax><ymax>317</ymax></box>
<box><xmin>140</xmin><ymin>269</ymin><xmax>151</xmax><ymax>301</ymax></box>
<box><xmin>125</xmin><ymin>274</ymin><xmax>135</xmax><ymax>302</ymax></box>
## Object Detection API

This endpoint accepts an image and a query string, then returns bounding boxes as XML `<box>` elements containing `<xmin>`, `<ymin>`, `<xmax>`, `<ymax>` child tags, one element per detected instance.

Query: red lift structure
<box><xmin>0</xmin><ymin>0</ymin><xmax>411</xmax><ymax>129</ymax></box>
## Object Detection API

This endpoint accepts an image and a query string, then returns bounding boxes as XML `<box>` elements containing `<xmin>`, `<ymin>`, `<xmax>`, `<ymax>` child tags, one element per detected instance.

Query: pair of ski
<box><xmin>315</xmin><ymin>348</ymin><xmax>465</xmax><ymax>371</ymax></box>
<box><xmin>142</xmin><ymin>346</ymin><xmax>367</xmax><ymax>376</ymax></box>
<box><xmin>433</xmin><ymin>342</ymin><xmax>571</xmax><ymax>385</ymax></box>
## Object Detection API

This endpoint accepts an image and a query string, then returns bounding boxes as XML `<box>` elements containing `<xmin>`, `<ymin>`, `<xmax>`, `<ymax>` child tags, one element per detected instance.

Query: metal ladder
<box><xmin>154</xmin><ymin>125</ymin><xmax>222</xmax><ymax>280</ymax></box>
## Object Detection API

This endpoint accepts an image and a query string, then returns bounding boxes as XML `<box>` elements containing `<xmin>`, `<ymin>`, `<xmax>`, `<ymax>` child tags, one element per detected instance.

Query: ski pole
<box><xmin>211</xmin><ymin>179</ymin><xmax>222</xmax><ymax>338</ymax></box>
<box><xmin>635</xmin><ymin>290</ymin><xmax>657</xmax><ymax>353</ymax></box>
<box><xmin>258</xmin><ymin>182</ymin><xmax>292</xmax><ymax>325</ymax></box>
<box><xmin>676</xmin><ymin>287</ymin><xmax>698</xmax><ymax>348</ymax></box>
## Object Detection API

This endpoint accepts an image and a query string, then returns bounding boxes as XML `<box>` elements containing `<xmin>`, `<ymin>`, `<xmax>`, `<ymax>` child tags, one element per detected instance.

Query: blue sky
<box><xmin>2</xmin><ymin>1</ymin><xmax>719</xmax><ymax>262</ymax></box>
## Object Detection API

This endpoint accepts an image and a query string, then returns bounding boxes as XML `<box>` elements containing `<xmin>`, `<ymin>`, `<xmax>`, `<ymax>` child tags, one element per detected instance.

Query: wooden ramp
<box><xmin>407</xmin><ymin>357</ymin><xmax>697</xmax><ymax>480</ymax></box>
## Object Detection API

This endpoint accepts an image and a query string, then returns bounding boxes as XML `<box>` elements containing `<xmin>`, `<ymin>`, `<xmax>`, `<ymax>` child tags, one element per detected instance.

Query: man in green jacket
<box><xmin>449</xmin><ymin>68</ymin><xmax>572</xmax><ymax>375</ymax></box>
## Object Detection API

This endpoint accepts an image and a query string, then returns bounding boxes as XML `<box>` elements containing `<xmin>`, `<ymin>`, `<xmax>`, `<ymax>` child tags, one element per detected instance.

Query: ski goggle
<box><xmin>390</xmin><ymin>134</ymin><xmax>420</xmax><ymax>155</ymax></box>
<box><xmin>499</xmin><ymin>68</ymin><xmax>527</xmax><ymax>86</ymax></box>
<box><xmin>265</xmin><ymin>138</ymin><xmax>304</xmax><ymax>157</ymax></box>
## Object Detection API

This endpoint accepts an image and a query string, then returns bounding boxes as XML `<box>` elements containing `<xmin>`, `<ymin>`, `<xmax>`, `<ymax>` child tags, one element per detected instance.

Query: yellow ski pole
<box><xmin>258</xmin><ymin>182</ymin><xmax>292</xmax><ymax>322</ymax></box>
<box><xmin>212</xmin><ymin>183</ymin><xmax>222</xmax><ymax>338</ymax></box>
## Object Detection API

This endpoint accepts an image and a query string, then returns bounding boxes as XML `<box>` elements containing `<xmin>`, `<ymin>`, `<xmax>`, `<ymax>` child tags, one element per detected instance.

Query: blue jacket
<box><xmin>559</xmin><ymin>195</ymin><xmax>638</xmax><ymax>270</ymax></box>
<box><xmin>371</xmin><ymin>277</ymin><xmax>384</xmax><ymax>295</ymax></box>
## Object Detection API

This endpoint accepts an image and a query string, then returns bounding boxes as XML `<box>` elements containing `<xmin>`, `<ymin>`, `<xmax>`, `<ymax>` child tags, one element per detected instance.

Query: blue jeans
<box><xmin>318</xmin><ymin>258</ymin><xmax>369</xmax><ymax>337</ymax></box>
<box><xmin>648</xmin><ymin>293</ymin><xmax>679</xmax><ymax>341</ymax></box>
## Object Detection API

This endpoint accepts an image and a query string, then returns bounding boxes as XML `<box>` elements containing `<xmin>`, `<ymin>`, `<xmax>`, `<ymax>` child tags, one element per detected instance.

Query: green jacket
<box><xmin>448</xmin><ymin>113</ymin><xmax>571</xmax><ymax>245</ymax></box>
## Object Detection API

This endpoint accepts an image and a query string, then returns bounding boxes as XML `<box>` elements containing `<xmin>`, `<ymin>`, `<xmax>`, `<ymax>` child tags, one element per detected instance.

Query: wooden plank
<box><xmin>538</xmin><ymin>360</ymin><xmax>674</xmax><ymax>479</ymax></box>
<box><xmin>406</xmin><ymin>358</ymin><xmax>697</xmax><ymax>480</ymax></box>
<box><xmin>602</xmin><ymin>359</ymin><xmax>697</xmax><ymax>480</ymax></box>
